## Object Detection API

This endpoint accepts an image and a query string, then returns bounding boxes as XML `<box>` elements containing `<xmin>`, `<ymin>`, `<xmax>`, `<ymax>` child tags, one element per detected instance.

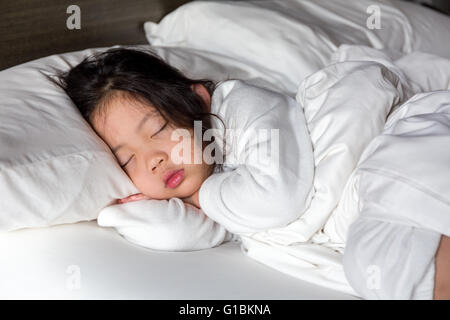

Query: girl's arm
<box><xmin>434</xmin><ymin>235</ymin><xmax>450</xmax><ymax>299</ymax></box>
<box><xmin>196</xmin><ymin>83</ymin><xmax>314</xmax><ymax>235</ymax></box>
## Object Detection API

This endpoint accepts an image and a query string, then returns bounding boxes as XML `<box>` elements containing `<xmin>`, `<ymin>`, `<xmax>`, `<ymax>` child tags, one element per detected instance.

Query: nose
<box><xmin>147</xmin><ymin>152</ymin><xmax>168</xmax><ymax>173</ymax></box>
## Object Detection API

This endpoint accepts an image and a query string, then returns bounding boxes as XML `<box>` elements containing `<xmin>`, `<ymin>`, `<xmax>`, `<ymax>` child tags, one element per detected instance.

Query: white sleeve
<box><xmin>97</xmin><ymin>198</ymin><xmax>237</xmax><ymax>251</ymax></box>
<box><xmin>198</xmin><ymin>87</ymin><xmax>314</xmax><ymax>235</ymax></box>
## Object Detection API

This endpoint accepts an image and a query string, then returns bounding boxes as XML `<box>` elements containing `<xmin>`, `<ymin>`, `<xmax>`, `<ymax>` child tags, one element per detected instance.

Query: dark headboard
<box><xmin>0</xmin><ymin>0</ymin><xmax>191</xmax><ymax>71</ymax></box>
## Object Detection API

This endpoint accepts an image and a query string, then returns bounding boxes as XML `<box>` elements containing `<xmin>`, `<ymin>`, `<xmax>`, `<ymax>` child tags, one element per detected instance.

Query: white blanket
<box><xmin>239</xmin><ymin>45</ymin><xmax>450</xmax><ymax>296</ymax></box>
<box><xmin>342</xmin><ymin>90</ymin><xmax>450</xmax><ymax>299</ymax></box>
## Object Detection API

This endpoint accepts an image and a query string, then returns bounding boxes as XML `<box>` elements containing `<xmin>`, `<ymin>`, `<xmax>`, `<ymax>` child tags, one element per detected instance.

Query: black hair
<box><xmin>53</xmin><ymin>47</ymin><xmax>225</xmax><ymax>172</ymax></box>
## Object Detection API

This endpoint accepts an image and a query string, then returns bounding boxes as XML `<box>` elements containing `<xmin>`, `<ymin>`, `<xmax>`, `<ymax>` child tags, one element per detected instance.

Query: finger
<box><xmin>126</xmin><ymin>194</ymin><xmax>152</xmax><ymax>202</ymax></box>
<box><xmin>116</xmin><ymin>193</ymin><xmax>141</xmax><ymax>204</ymax></box>
<box><xmin>123</xmin><ymin>193</ymin><xmax>143</xmax><ymax>200</ymax></box>
<box><xmin>131</xmin><ymin>193</ymin><xmax>151</xmax><ymax>200</ymax></box>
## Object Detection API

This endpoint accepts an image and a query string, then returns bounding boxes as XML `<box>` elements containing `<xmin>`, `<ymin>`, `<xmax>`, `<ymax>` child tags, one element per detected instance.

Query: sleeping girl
<box><xmin>57</xmin><ymin>47</ymin><xmax>449</xmax><ymax>300</ymax></box>
<box><xmin>57</xmin><ymin>47</ymin><xmax>314</xmax><ymax>237</ymax></box>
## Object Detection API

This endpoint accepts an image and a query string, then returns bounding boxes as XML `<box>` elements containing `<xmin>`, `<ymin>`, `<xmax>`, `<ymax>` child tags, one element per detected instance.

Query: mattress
<box><xmin>0</xmin><ymin>221</ymin><xmax>357</xmax><ymax>299</ymax></box>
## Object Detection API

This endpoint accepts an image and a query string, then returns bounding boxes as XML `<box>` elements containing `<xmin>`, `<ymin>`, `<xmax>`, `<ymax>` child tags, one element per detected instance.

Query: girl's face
<box><xmin>92</xmin><ymin>85</ymin><xmax>214</xmax><ymax>200</ymax></box>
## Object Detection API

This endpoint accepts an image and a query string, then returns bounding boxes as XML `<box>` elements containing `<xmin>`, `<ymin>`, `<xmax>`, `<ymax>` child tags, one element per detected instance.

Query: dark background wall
<box><xmin>0</xmin><ymin>0</ymin><xmax>191</xmax><ymax>71</ymax></box>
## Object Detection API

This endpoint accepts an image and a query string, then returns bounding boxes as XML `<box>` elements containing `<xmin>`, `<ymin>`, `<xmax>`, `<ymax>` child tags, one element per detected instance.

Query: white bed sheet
<box><xmin>0</xmin><ymin>221</ymin><xmax>357</xmax><ymax>299</ymax></box>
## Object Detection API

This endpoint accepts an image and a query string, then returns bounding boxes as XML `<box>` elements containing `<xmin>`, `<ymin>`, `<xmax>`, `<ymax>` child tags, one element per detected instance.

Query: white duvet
<box><xmin>240</xmin><ymin>45</ymin><xmax>450</xmax><ymax>296</ymax></box>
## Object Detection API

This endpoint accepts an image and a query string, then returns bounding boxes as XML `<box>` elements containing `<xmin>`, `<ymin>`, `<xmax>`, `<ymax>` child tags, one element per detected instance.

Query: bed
<box><xmin>1</xmin><ymin>0</ymin><xmax>449</xmax><ymax>300</ymax></box>
<box><xmin>0</xmin><ymin>221</ymin><xmax>355</xmax><ymax>299</ymax></box>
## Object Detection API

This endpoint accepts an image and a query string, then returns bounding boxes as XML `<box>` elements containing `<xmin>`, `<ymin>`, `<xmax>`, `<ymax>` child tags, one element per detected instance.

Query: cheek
<box><xmin>132</xmin><ymin>174</ymin><xmax>159</xmax><ymax>195</ymax></box>
<box><xmin>167</xmin><ymin>136</ymin><xmax>203</xmax><ymax>180</ymax></box>
<box><xmin>166</xmin><ymin>136</ymin><xmax>199</xmax><ymax>165</ymax></box>
<box><xmin>126</xmin><ymin>167</ymin><xmax>167</xmax><ymax>199</ymax></box>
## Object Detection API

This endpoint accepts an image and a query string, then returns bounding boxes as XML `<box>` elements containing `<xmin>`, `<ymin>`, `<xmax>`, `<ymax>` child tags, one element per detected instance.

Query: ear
<box><xmin>191</xmin><ymin>83</ymin><xmax>211</xmax><ymax>113</ymax></box>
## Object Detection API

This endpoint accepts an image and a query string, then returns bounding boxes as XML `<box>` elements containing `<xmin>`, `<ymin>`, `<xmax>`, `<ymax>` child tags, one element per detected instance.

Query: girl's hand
<box><xmin>182</xmin><ymin>189</ymin><xmax>201</xmax><ymax>209</ymax></box>
<box><xmin>116</xmin><ymin>193</ymin><xmax>152</xmax><ymax>204</ymax></box>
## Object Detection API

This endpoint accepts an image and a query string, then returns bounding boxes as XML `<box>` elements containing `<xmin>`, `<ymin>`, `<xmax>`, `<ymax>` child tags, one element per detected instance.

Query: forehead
<box><xmin>92</xmin><ymin>91</ymin><xmax>159</xmax><ymax>143</ymax></box>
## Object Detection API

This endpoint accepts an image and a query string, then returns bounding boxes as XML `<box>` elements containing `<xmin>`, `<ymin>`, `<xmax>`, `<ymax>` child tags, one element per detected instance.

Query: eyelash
<box><xmin>120</xmin><ymin>157</ymin><xmax>133</xmax><ymax>168</ymax></box>
<box><xmin>151</xmin><ymin>121</ymin><xmax>169</xmax><ymax>138</ymax></box>
<box><xmin>120</xmin><ymin>121</ymin><xmax>169</xmax><ymax>168</ymax></box>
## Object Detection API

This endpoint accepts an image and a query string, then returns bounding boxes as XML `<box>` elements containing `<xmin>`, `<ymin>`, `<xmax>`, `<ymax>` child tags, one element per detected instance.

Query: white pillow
<box><xmin>391</xmin><ymin>0</ymin><xmax>450</xmax><ymax>59</ymax></box>
<box><xmin>144</xmin><ymin>0</ymin><xmax>338</xmax><ymax>96</ymax></box>
<box><xmin>0</xmin><ymin>44</ymin><xmax>285</xmax><ymax>232</ymax></box>
<box><xmin>144</xmin><ymin>0</ymin><xmax>435</xmax><ymax>96</ymax></box>
<box><xmin>151</xmin><ymin>45</ymin><xmax>296</xmax><ymax>96</ymax></box>
<box><xmin>0</xmin><ymin>46</ymin><xmax>138</xmax><ymax>232</ymax></box>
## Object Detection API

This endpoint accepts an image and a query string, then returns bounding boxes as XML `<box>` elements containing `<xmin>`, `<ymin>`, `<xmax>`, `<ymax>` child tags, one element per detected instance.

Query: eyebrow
<box><xmin>111</xmin><ymin>112</ymin><xmax>153</xmax><ymax>153</ymax></box>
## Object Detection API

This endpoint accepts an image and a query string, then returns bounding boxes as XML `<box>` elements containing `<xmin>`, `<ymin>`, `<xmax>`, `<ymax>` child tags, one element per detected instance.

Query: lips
<box><xmin>163</xmin><ymin>169</ymin><xmax>185</xmax><ymax>189</ymax></box>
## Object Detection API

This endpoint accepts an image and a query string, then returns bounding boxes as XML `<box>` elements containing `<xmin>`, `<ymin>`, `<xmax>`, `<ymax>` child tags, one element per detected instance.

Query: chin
<box><xmin>173</xmin><ymin>188</ymin><xmax>194</xmax><ymax>199</ymax></box>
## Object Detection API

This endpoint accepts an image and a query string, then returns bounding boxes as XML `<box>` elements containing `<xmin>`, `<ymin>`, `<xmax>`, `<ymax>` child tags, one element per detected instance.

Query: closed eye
<box><xmin>151</xmin><ymin>121</ymin><xmax>168</xmax><ymax>138</ymax></box>
<box><xmin>120</xmin><ymin>155</ymin><xmax>134</xmax><ymax>168</ymax></box>
<box><xmin>120</xmin><ymin>122</ymin><xmax>168</xmax><ymax>168</ymax></box>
